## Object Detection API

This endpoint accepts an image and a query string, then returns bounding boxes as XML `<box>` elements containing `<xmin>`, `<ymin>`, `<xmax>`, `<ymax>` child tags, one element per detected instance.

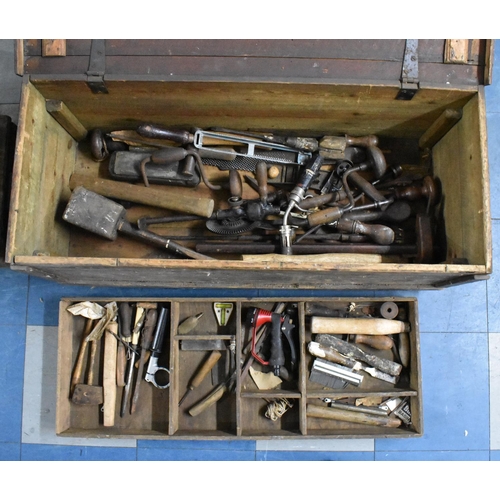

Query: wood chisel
<box><xmin>179</xmin><ymin>351</ymin><xmax>222</xmax><ymax>406</ymax></box>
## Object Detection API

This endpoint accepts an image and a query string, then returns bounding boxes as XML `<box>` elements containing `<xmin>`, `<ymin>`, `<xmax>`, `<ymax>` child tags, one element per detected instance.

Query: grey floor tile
<box><xmin>0</xmin><ymin>40</ymin><xmax>22</xmax><ymax>104</ymax></box>
<box><xmin>490</xmin><ymin>333</ymin><xmax>500</xmax><ymax>449</ymax></box>
<box><xmin>22</xmin><ymin>325</ymin><xmax>136</xmax><ymax>448</ymax></box>
<box><xmin>255</xmin><ymin>438</ymin><xmax>374</xmax><ymax>452</ymax></box>
<box><xmin>0</xmin><ymin>104</ymin><xmax>19</xmax><ymax>123</ymax></box>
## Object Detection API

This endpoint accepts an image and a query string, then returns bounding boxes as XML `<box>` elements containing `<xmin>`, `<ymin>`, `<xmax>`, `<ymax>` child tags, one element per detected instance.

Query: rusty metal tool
<box><xmin>117</xmin><ymin>302</ymin><xmax>133</xmax><ymax>387</ymax></box>
<box><xmin>63</xmin><ymin>186</ymin><xmax>214</xmax><ymax>261</ymax></box>
<box><xmin>130</xmin><ymin>307</ymin><xmax>158</xmax><ymax>414</ymax></box>
<box><xmin>137</xmin><ymin>124</ymin><xmax>312</xmax><ymax>166</ymax></box>
<box><xmin>120</xmin><ymin>304</ymin><xmax>146</xmax><ymax>417</ymax></box>
<box><xmin>281</xmin><ymin>153</ymin><xmax>324</xmax><ymax>255</ymax></box>
<box><xmin>307</xmin><ymin>403</ymin><xmax>402</xmax><ymax>427</ymax></box>
<box><xmin>178</xmin><ymin>351</ymin><xmax>222</xmax><ymax>406</ymax></box>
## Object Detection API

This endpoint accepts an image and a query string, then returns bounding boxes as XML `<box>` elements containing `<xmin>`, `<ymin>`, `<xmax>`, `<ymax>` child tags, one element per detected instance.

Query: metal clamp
<box><xmin>396</xmin><ymin>39</ymin><xmax>419</xmax><ymax>100</ymax></box>
<box><xmin>86</xmin><ymin>39</ymin><xmax>108</xmax><ymax>94</ymax></box>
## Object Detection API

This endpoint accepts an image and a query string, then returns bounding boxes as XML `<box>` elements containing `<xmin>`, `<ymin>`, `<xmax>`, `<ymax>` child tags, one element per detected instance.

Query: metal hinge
<box><xmin>86</xmin><ymin>39</ymin><xmax>108</xmax><ymax>94</ymax></box>
<box><xmin>396</xmin><ymin>39</ymin><xmax>419</xmax><ymax>100</ymax></box>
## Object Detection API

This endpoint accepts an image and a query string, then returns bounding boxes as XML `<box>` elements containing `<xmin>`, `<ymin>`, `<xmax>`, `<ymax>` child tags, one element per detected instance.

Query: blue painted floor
<box><xmin>1</xmin><ymin>40</ymin><xmax>500</xmax><ymax>463</ymax></box>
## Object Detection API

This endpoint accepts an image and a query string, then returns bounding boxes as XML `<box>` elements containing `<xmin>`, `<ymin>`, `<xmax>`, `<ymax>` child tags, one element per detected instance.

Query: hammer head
<box><xmin>63</xmin><ymin>186</ymin><xmax>126</xmax><ymax>240</ymax></box>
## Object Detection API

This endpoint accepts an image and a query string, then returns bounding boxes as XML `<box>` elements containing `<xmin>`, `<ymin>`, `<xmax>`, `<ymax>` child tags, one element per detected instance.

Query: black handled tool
<box><xmin>248</xmin><ymin>307</ymin><xmax>296</xmax><ymax>378</ymax></box>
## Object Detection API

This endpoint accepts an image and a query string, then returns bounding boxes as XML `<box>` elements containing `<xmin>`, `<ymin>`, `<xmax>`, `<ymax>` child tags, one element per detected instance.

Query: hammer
<box><xmin>62</xmin><ymin>186</ymin><xmax>214</xmax><ymax>261</ymax></box>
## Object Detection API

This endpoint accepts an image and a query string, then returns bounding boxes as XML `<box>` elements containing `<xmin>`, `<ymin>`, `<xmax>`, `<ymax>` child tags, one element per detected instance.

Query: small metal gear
<box><xmin>205</xmin><ymin>218</ymin><xmax>260</xmax><ymax>235</ymax></box>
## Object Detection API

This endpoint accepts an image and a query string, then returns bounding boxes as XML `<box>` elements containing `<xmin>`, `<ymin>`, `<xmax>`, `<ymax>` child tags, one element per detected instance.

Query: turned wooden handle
<box><xmin>116</xmin><ymin>343</ymin><xmax>126</xmax><ymax>387</ymax></box>
<box><xmin>103</xmin><ymin>321</ymin><xmax>118</xmax><ymax>427</ymax></box>
<box><xmin>311</xmin><ymin>316</ymin><xmax>408</xmax><ymax>335</ymax></box>
<box><xmin>398</xmin><ymin>332</ymin><xmax>411</xmax><ymax>367</ymax></box>
<box><xmin>306</xmin><ymin>403</ymin><xmax>401</xmax><ymax>428</ymax></box>
<box><xmin>188</xmin><ymin>384</ymin><xmax>227</xmax><ymax>417</ymax></box>
<box><xmin>354</xmin><ymin>334</ymin><xmax>394</xmax><ymax>350</ymax></box>
<box><xmin>69</xmin><ymin>173</ymin><xmax>214</xmax><ymax>218</ymax></box>
<box><xmin>191</xmin><ymin>351</ymin><xmax>222</xmax><ymax>389</ymax></box>
<box><xmin>137</xmin><ymin>124</ymin><xmax>193</xmax><ymax>145</ymax></box>
<box><xmin>87</xmin><ymin>340</ymin><xmax>98</xmax><ymax>385</ymax></box>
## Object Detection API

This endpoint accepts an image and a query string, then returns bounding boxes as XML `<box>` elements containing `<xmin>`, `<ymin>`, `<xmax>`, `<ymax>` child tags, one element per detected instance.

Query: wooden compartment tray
<box><xmin>56</xmin><ymin>296</ymin><xmax>423</xmax><ymax>440</ymax></box>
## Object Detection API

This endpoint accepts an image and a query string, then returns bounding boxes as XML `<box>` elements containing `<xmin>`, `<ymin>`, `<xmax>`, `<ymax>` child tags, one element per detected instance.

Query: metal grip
<box><xmin>269</xmin><ymin>313</ymin><xmax>285</xmax><ymax>376</ymax></box>
<box><xmin>296</xmin><ymin>153</ymin><xmax>323</xmax><ymax>191</ymax></box>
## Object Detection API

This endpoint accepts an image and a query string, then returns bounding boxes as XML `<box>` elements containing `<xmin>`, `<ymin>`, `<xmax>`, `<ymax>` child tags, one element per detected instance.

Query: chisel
<box><xmin>179</xmin><ymin>351</ymin><xmax>222</xmax><ymax>406</ymax></box>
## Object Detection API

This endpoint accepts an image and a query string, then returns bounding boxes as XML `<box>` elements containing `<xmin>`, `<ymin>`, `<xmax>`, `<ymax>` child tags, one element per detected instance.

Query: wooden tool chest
<box><xmin>56</xmin><ymin>296</ymin><xmax>422</xmax><ymax>439</ymax></box>
<box><xmin>5</xmin><ymin>39</ymin><xmax>493</xmax><ymax>289</ymax></box>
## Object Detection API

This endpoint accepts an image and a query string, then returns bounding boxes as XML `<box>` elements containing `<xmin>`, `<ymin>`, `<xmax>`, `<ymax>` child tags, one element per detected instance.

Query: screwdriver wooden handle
<box><xmin>354</xmin><ymin>334</ymin><xmax>394</xmax><ymax>350</ymax></box>
<box><xmin>103</xmin><ymin>321</ymin><xmax>118</xmax><ymax>427</ymax></box>
<box><xmin>188</xmin><ymin>383</ymin><xmax>227</xmax><ymax>417</ymax></box>
<box><xmin>137</xmin><ymin>124</ymin><xmax>193</xmax><ymax>145</ymax></box>
<box><xmin>191</xmin><ymin>351</ymin><xmax>222</xmax><ymax>389</ymax></box>
<box><xmin>311</xmin><ymin>316</ymin><xmax>408</xmax><ymax>335</ymax></box>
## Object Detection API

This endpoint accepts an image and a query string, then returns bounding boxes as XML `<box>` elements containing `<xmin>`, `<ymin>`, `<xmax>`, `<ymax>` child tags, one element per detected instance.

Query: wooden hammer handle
<box><xmin>103</xmin><ymin>322</ymin><xmax>118</xmax><ymax>427</ymax></box>
<box><xmin>70</xmin><ymin>318</ymin><xmax>93</xmax><ymax>393</ymax></box>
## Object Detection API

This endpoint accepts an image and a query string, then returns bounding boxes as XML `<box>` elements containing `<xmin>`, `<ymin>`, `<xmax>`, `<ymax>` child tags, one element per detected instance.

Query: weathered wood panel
<box><xmin>11</xmin><ymin>257</ymin><xmax>488</xmax><ymax>289</ymax></box>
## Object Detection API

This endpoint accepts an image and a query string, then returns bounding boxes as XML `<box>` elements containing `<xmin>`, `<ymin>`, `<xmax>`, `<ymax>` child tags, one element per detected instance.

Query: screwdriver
<box><xmin>178</xmin><ymin>351</ymin><xmax>222</xmax><ymax>406</ymax></box>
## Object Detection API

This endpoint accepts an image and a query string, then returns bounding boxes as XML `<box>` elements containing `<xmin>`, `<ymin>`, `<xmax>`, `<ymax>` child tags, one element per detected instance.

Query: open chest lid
<box><xmin>17</xmin><ymin>39</ymin><xmax>494</xmax><ymax>94</ymax></box>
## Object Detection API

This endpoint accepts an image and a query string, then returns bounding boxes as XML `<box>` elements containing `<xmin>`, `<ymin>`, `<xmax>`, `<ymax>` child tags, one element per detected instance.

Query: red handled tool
<box><xmin>248</xmin><ymin>307</ymin><xmax>297</xmax><ymax>378</ymax></box>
